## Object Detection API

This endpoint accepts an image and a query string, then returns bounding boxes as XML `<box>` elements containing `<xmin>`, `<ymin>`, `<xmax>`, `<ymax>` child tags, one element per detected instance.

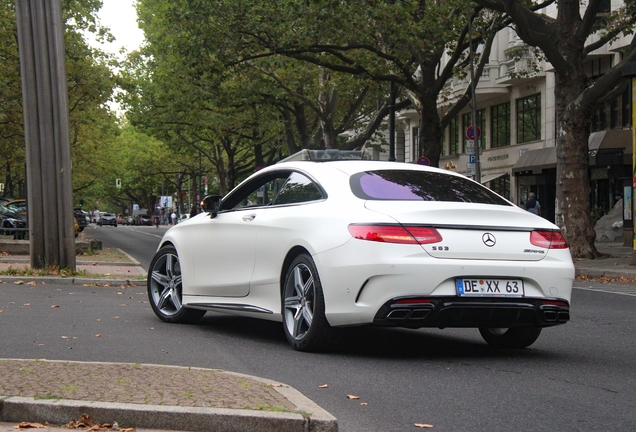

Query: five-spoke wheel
<box><xmin>282</xmin><ymin>254</ymin><xmax>331</xmax><ymax>351</ymax></box>
<box><xmin>148</xmin><ymin>246</ymin><xmax>205</xmax><ymax>324</ymax></box>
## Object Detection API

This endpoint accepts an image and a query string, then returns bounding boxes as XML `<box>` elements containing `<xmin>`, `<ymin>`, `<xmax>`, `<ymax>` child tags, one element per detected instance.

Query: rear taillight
<box><xmin>348</xmin><ymin>224</ymin><xmax>442</xmax><ymax>245</ymax></box>
<box><xmin>530</xmin><ymin>231</ymin><xmax>568</xmax><ymax>249</ymax></box>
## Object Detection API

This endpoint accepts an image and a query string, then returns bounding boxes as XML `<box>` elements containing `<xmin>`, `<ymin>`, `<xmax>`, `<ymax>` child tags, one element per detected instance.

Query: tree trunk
<box><xmin>418</xmin><ymin>96</ymin><xmax>443</xmax><ymax>168</ymax></box>
<box><xmin>554</xmin><ymin>69</ymin><xmax>599</xmax><ymax>259</ymax></box>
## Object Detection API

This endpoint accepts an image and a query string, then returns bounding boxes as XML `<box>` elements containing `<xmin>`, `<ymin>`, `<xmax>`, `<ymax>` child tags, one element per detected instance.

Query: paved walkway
<box><xmin>0</xmin><ymin>359</ymin><xmax>335</xmax><ymax>432</ymax></box>
<box><xmin>1</xmin><ymin>241</ymin><xmax>636</xmax><ymax>431</ymax></box>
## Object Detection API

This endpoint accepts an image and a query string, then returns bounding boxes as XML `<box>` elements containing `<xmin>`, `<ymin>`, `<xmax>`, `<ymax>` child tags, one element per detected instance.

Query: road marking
<box><xmin>574</xmin><ymin>286</ymin><xmax>636</xmax><ymax>297</ymax></box>
<box><xmin>122</xmin><ymin>227</ymin><xmax>164</xmax><ymax>239</ymax></box>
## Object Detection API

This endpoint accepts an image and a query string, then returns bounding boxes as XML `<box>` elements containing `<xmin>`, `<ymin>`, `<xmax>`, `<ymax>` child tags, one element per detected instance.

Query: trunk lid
<box><xmin>365</xmin><ymin>201</ymin><xmax>558</xmax><ymax>261</ymax></box>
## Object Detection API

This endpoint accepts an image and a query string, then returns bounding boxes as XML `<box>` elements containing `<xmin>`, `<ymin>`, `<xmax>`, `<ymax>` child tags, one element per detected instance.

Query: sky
<box><xmin>94</xmin><ymin>0</ymin><xmax>144</xmax><ymax>55</ymax></box>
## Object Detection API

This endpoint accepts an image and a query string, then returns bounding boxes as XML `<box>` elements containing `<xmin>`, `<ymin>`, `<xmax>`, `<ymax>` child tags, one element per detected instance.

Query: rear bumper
<box><xmin>373</xmin><ymin>296</ymin><xmax>570</xmax><ymax>329</ymax></box>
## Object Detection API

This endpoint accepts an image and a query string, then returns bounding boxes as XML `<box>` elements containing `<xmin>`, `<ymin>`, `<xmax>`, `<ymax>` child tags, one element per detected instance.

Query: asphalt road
<box><xmin>3</xmin><ymin>226</ymin><xmax>635</xmax><ymax>431</ymax></box>
<box><xmin>84</xmin><ymin>223</ymin><xmax>169</xmax><ymax>270</ymax></box>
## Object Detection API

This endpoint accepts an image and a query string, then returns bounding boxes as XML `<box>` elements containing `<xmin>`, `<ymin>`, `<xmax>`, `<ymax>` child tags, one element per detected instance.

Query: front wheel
<box><xmin>147</xmin><ymin>246</ymin><xmax>205</xmax><ymax>324</ymax></box>
<box><xmin>479</xmin><ymin>326</ymin><xmax>542</xmax><ymax>349</ymax></box>
<box><xmin>282</xmin><ymin>254</ymin><xmax>331</xmax><ymax>352</ymax></box>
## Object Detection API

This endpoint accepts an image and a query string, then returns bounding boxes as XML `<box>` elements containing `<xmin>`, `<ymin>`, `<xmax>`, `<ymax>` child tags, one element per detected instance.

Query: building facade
<box><xmin>379</xmin><ymin>20</ymin><xmax>633</xmax><ymax>224</ymax></box>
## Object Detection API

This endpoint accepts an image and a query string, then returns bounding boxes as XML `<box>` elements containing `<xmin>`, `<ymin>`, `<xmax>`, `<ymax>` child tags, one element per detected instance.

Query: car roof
<box><xmin>267</xmin><ymin>160</ymin><xmax>465</xmax><ymax>180</ymax></box>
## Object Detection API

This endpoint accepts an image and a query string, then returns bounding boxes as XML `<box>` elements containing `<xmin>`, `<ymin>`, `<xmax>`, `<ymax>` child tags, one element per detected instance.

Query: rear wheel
<box><xmin>479</xmin><ymin>326</ymin><xmax>542</xmax><ymax>349</ymax></box>
<box><xmin>282</xmin><ymin>254</ymin><xmax>331</xmax><ymax>352</ymax></box>
<box><xmin>148</xmin><ymin>246</ymin><xmax>205</xmax><ymax>324</ymax></box>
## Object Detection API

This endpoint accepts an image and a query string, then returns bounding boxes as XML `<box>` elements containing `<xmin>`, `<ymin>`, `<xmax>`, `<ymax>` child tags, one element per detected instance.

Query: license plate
<box><xmin>456</xmin><ymin>278</ymin><xmax>524</xmax><ymax>297</ymax></box>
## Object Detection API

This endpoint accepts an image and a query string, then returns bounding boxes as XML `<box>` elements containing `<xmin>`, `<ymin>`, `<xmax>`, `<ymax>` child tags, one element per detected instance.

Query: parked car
<box><xmin>0</xmin><ymin>204</ymin><xmax>27</xmax><ymax>239</ymax></box>
<box><xmin>147</xmin><ymin>157</ymin><xmax>574</xmax><ymax>352</ymax></box>
<box><xmin>99</xmin><ymin>212</ymin><xmax>118</xmax><ymax>227</ymax></box>
<box><xmin>73</xmin><ymin>208</ymin><xmax>88</xmax><ymax>232</ymax></box>
<box><xmin>3</xmin><ymin>199</ymin><xmax>26</xmax><ymax>218</ymax></box>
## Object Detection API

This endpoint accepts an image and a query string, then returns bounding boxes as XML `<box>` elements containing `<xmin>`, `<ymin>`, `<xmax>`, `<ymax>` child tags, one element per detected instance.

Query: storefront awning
<box><xmin>588</xmin><ymin>129</ymin><xmax>632</xmax><ymax>154</ymax></box>
<box><xmin>512</xmin><ymin>147</ymin><xmax>556</xmax><ymax>174</ymax></box>
<box><xmin>513</xmin><ymin>129</ymin><xmax>632</xmax><ymax>174</ymax></box>
<box><xmin>480</xmin><ymin>172</ymin><xmax>508</xmax><ymax>184</ymax></box>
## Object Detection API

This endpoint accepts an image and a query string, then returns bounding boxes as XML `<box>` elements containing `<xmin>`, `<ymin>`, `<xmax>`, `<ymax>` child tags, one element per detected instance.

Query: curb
<box><xmin>0</xmin><ymin>276</ymin><xmax>147</xmax><ymax>286</ymax></box>
<box><xmin>0</xmin><ymin>360</ymin><xmax>338</xmax><ymax>432</ymax></box>
<box><xmin>0</xmin><ymin>397</ymin><xmax>336</xmax><ymax>432</ymax></box>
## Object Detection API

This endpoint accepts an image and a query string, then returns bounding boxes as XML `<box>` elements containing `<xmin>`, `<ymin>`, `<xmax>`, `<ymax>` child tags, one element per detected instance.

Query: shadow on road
<box><xmin>192</xmin><ymin>312</ymin><xmax>563</xmax><ymax>361</ymax></box>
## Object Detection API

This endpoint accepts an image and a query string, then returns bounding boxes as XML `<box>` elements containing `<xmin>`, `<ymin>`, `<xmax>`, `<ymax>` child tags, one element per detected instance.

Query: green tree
<box><xmin>168</xmin><ymin>0</ymin><xmax>503</xmax><ymax>167</ymax></box>
<box><xmin>0</xmin><ymin>0</ymin><xmax>120</xmax><ymax>207</ymax></box>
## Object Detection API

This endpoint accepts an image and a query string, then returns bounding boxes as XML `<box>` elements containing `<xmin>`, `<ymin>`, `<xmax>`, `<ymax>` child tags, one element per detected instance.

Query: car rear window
<box><xmin>350</xmin><ymin>170</ymin><xmax>511</xmax><ymax>205</ymax></box>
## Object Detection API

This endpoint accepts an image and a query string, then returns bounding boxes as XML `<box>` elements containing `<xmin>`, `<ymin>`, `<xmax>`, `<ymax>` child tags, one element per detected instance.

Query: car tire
<box><xmin>479</xmin><ymin>326</ymin><xmax>542</xmax><ymax>349</ymax></box>
<box><xmin>147</xmin><ymin>245</ymin><xmax>205</xmax><ymax>324</ymax></box>
<box><xmin>282</xmin><ymin>253</ymin><xmax>332</xmax><ymax>352</ymax></box>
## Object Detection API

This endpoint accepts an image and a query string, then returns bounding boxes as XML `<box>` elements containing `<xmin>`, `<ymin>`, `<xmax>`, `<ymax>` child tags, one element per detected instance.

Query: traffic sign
<box><xmin>466</xmin><ymin>125</ymin><xmax>481</xmax><ymax>140</ymax></box>
<box><xmin>417</xmin><ymin>156</ymin><xmax>430</xmax><ymax>166</ymax></box>
<box><xmin>466</xmin><ymin>162</ymin><xmax>476</xmax><ymax>175</ymax></box>
<box><xmin>469</xmin><ymin>154</ymin><xmax>476</xmax><ymax>164</ymax></box>
<box><xmin>465</xmin><ymin>140</ymin><xmax>474</xmax><ymax>153</ymax></box>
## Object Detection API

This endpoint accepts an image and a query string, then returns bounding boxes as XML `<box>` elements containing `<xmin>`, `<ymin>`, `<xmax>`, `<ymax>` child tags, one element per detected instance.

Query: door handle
<box><xmin>242</xmin><ymin>214</ymin><xmax>256</xmax><ymax>222</ymax></box>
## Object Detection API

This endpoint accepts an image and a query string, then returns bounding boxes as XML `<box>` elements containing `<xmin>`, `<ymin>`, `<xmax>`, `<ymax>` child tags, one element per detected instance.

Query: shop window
<box><xmin>489</xmin><ymin>174</ymin><xmax>510</xmax><ymax>200</ymax></box>
<box><xmin>491</xmin><ymin>103</ymin><xmax>510</xmax><ymax>148</ymax></box>
<box><xmin>516</xmin><ymin>94</ymin><xmax>541</xmax><ymax>143</ymax></box>
<box><xmin>412</xmin><ymin>127</ymin><xmax>419</xmax><ymax>160</ymax></box>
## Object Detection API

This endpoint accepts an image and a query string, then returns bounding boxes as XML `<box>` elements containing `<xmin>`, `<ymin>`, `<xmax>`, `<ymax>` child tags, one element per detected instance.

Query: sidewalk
<box><xmin>0</xmin><ymin>360</ymin><xmax>336</xmax><ymax>432</ymax></box>
<box><xmin>574</xmin><ymin>241</ymin><xmax>636</xmax><ymax>280</ymax></box>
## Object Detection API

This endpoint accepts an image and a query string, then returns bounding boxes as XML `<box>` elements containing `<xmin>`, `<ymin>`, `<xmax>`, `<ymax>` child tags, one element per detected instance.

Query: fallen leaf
<box><xmin>14</xmin><ymin>280</ymin><xmax>24</xmax><ymax>285</ymax></box>
<box><xmin>23</xmin><ymin>303</ymin><xmax>30</xmax><ymax>306</ymax></box>
<box><xmin>26</xmin><ymin>281</ymin><xmax>37</xmax><ymax>286</ymax></box>
<box><xmin>117</xmin><ymin>292</ymin><xmax>123</xmax><ymax>295</ymax></box>
<box><xmin>51</xmin><ymin>305</ymin><xmax>60</xmax><ymax>308</ymax></box>
<box><xmin>16</xmin><ymin>421</ymin><xmax>46</xmax><ymax>428</ymax></box>
<box><xmin>347</xmin><ymin>394</ymin><xmax>360</xmax><ymax>400</ymax></box>
<box><xmin>414</xmin><ymin>423</ymin><xmax>434</xmax><ymax>428</ymax></box>
<box><xmin>319</xmin><ymin>384</ymin><xmax>328</xmax><ymax>388</ymax></box>
<box><xmin>95</xmin><ymin>334</ymin><xmax>101</xmax><ymax>337</ymax></box>
<box><xmin>271</xmin><ymin>383</ymin><xmax>283</xmax><ymax>387</ymax></box>
<box><xmin>361</xmin><ymin>402</ymin><xmax>368</xmax><ymax>406</ymax></box>
<box><xmin>61</xmin><ymin>336</ymin><xmax>68</xmax><ymax>339</ymax></box>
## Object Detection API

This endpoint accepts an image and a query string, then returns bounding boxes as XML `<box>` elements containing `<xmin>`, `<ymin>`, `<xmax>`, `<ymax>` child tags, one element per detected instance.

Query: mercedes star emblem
<box><xmin>482</xmin><ymin>232</ymin><xmax>496</xmax><ymax>247</ymax></box>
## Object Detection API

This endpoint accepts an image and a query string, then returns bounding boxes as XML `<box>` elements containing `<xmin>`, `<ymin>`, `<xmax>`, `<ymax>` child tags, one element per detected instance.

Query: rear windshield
<box><xmin>350</xmin><ymin>170</ymin><xmax>511</xmax><ymax>205</ymax></box>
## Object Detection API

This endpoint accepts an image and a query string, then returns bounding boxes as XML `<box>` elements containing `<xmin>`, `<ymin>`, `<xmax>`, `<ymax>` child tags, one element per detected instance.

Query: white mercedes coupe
<box><xmin>148</xmin><ymin>156</ymin><xmax>574</xmax><ymax>351</ymax></box>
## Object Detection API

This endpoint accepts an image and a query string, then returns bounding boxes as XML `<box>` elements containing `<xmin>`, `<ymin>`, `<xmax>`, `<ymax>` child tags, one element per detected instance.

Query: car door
<box><xmin>186</xmin><ymin>170</ymin><xmax>292</xmax><ymax>297</ymax></box>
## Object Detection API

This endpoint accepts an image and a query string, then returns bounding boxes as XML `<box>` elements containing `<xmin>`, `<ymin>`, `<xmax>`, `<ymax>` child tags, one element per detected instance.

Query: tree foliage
<box><xmin>0</xmin><ymin>0</ymin><xmax>120</xmax><ymax>209</ymax></box>
<box><xmin>161</xmin><ymin>0</ymin><xmax>504</xmax><ymax>167</ymax></box>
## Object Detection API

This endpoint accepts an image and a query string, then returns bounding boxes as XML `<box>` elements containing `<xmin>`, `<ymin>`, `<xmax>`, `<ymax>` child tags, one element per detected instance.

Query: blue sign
<box><xmin>469</xmin><ymin>154</ymin><xmax>476</xmax><ymax>164</ymax></box>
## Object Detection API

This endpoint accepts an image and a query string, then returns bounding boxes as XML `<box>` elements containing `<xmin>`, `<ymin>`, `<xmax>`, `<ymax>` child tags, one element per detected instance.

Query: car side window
<box><xmin>224</xmin><ymin>172</ymin><xmax>291</xmax><ymax>210</ymax></box>
<box><xmin>272</xmin><ymin>172</ymin><xmax>324</xmax><ymax>205</ymax></box>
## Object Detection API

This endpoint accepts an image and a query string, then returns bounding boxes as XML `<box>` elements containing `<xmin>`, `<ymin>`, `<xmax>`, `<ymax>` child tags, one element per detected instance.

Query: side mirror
<box><xmin>202</xmin><ymin>195</ymin><xmax>223</xmax><ymax>218</ymax></box>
